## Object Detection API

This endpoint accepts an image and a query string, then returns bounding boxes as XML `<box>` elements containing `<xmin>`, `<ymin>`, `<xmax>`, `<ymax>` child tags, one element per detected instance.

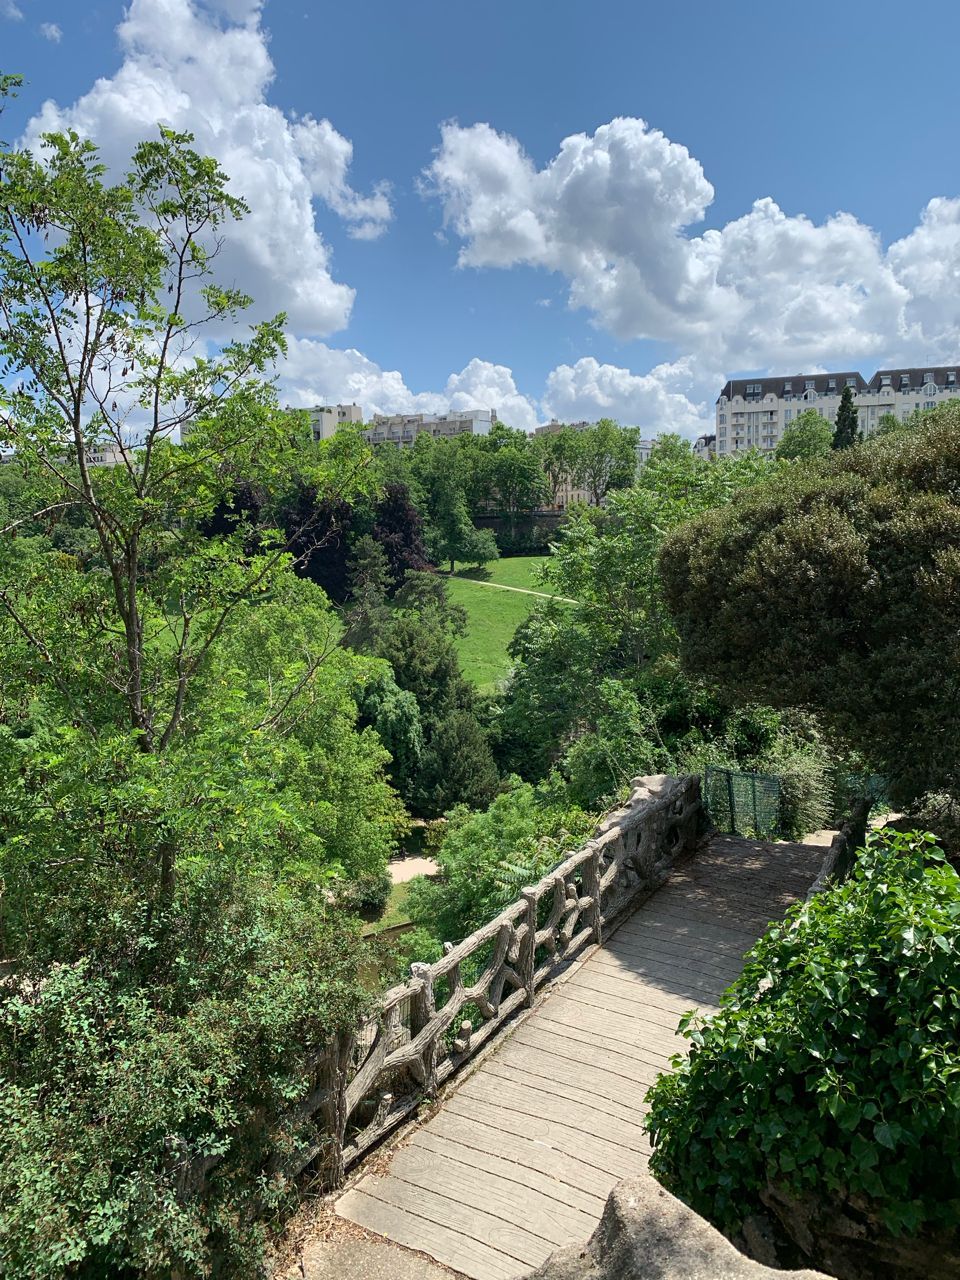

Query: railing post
<box><xmin>322</xmin><ymin>1031</ymin><xmax>351</xmax><ymax>1189</ymax></box>
<box><xmin>410</xmin><ymin>961</ymin><xmax>438</xmax><ymax>1098</ymax></box>
<box><xmin>521</xmin><ymin>888</ymin><xmax>538</xmax><ymax>1007</ymax></box>
<box><xmin>584</xmin><ymin>843</ymin><xmax>603</xmax><ymax>946</ymax></box>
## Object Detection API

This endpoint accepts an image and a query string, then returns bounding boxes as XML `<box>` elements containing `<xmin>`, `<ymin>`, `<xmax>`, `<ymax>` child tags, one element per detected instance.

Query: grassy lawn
<box><xmin>450</xmin><ymin>555</ymin><xmax>549</xmax><ymax>590</ymax></box>
<box><xmin>445</xmin><ymin>555</ymin><xmax>561</xmax><ymax>691</ymax></box>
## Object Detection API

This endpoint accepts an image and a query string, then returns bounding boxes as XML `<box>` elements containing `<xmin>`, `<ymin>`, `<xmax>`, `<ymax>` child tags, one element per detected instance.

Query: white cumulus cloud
<box><xmin>22</xmin><ymin>0</ymin><xmax>391</xmax><ymax>336</ymax></box>
<box><xmin>425</xmin><ymin>116</ymin><xmax>960</xmax><ymax>398</ymax></box>
<box><xmin>279</xmin><ymin>339</ymin><xmax>540</xmax><ymax>431</ymax></box>
<box><xmin>39</xmin><ymin>20</ymin><xmax>61</xmax><ymax>40</ymax></box>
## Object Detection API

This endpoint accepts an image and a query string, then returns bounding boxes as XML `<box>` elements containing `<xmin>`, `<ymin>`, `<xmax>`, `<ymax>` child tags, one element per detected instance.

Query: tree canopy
<box><xmin>660</xmin><ymin>406</ymin><xmax>960</xmax><ymax>807</ymax></box>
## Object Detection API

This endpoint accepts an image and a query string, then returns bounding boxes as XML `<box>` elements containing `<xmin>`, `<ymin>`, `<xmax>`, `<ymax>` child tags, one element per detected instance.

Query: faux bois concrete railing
<box><xmin>284</xmin><ymin>773</ymin><xmax>703</xmax><ymax>1189</ymax></box>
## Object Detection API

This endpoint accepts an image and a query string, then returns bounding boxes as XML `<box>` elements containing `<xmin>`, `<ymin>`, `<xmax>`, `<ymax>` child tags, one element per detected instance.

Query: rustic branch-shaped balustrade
<box><xmin>285</xmin><ymin>772</ymin><xmax>704</xmax><ymax>1185</ymax></box>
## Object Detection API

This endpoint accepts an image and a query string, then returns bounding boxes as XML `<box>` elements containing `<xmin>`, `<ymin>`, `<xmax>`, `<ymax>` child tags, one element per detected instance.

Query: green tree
<box><xmin>775</xmin><ymin>409</ymin><xmax>833</xmax><ymax>460</ymax></box>
<box><xmin>0</xmin><ymin>119</ymin><xmax>398</xmax><ymax>1271</ymax></box>
<box><xmin>573</xmin><ymin>418</ymin><xmax>639</xmax><ymax>505</ymax></box>
<box><xmin>833</xmin><ymin>384</ymin><xmax>861</xmax><ymax>449</ymax></box>
<box><xmin>532</xmin><ymin>426</ymin><xmax>580</xmax><ymax>507</ymax></box>
<box><xmin>660</xmin><ymin>406</ymin><xmax>960</xmax><ymax>808</ymax></box>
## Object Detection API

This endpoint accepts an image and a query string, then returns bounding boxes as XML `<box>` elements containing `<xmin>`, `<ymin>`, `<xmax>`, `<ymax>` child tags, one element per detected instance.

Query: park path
<box><xmin>336</xmin><ymin>832</ymin><xmax>825</xmax><ymax>1279</ymax></box>
<box><xmin>454</xmin><ymin>578</ymin><xmax>577</xmax><ymax>604</ymax></box>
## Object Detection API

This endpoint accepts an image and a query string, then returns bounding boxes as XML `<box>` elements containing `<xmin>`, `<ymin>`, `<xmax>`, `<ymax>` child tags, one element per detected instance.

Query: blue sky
<box><xmin>3</xmin><ymin>0</ymin><xmax>960</xmax><ymax>432</ymax></box>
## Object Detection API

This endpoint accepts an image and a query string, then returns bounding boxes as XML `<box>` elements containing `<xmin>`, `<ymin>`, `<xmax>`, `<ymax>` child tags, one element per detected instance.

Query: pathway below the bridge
<box><xmin>336</xmin><ymin>832</ymin><xmax>826</xmax><ymax>1280</ymax></box>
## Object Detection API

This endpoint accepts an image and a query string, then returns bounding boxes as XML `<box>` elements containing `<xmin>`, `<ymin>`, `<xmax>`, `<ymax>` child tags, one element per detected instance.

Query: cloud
<box><xmin>543</xmin><ymin>357</ymin><xmax>709</xmax><ymax>435</ymax></box>
<box><xmin>39</xmin><ymin>20</ymin><xmax>61</xmax><ymax>40</ymax></box>
<box><xmin>277</xmin><ymin>339</ymin><xmax>721</xmax><ymax>436</ymax></box>
<box><xmin>21</xmin><ymin>0</ymin><xmax>391</xmax><ymax>336</ymax></box>
<box><xmin>2</xmin><ymin>1</ymin><xmax>24</xmax><ymax>18</ymax></box>
<box><xmin>425</xmin><ymin>116</ymin><xmax>960</xmax><ymax>394</ymax></box>
<box><xmin>278</xmin><ymin>340</ymin><xmax>542</xmax><ymax>431</ymax></box>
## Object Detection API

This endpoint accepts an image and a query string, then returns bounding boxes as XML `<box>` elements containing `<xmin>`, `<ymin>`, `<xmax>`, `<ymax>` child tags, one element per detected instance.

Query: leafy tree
<box><xmin>350</xmin><ymin>571</ymin><xmax>499</xmax><ymax>815</ymax></box>
<box><xmin>833</xmin><ymin>384</ymin><xmax>861</xmax><ymax>449</ymax></box>
<box><xmin>573</xmin><ymin>418</ymin><xmax>639</xmax><ymax>505</ymax></box>
<box><xmin>406</xmin><ymin>778</ymin><xmax>594</xmax><ymax>945</ymax></box>
<box><xmin>0</xmin><ymin>120</ymin><xmax>397</xmax><ymax>1271</ymax></box>
<box><xmin>532</xmin><ymin>426</ymin><xmax>581</xmax><ymax>507</ymax></box>
<box><xmin>646</xmin><ymin>830</ymin><xmax>960</xmax><ymax>1269</ymax></box>
<box><xmin>497</xmin><ymin>441</ymin><xmax>780</xmax><ymax>790</ymax></box>
<box><xmin>371</xmin><ymin>481</ymin><xmax>431</xmax><ymax>589</ymax></box>
<box><xmin>776</xmin><ymin>409</ymin><xmax>833</xmax><ymax>460</ymax></box>
<box><xmin>660</xmin><ymin>407</ymin><xmax>960</xmax><ymax>807</ymax></box>
<box><xmin>877</xmin><ymin>411</ymin><xmax>904</xmax><ymax>436</ymax></box>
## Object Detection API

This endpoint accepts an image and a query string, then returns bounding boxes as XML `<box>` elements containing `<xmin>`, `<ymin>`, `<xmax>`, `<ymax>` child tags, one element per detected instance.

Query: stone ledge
<box><xmin>524</xmin><ymin>1176</ymin><xmax>830</xmax><ymax>1280</ymax></box>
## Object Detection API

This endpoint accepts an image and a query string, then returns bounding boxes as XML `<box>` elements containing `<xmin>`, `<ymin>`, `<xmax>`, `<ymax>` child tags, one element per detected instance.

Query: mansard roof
<box><xmin>717</xmin><ymin>372</ymin><xmax>866</xmax><ymax>402</ymax></box>
<box><xmin>866</xmin><ymin>366</ymin><xmax>959</xmax><ymax>391</ymax></box>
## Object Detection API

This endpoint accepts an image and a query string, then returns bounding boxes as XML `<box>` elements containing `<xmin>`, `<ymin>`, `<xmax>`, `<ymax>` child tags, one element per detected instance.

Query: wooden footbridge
<box><xmin>322</xmin><ymin>777</ymin><xmax>827</xmax><ymax>1279</ymax></box>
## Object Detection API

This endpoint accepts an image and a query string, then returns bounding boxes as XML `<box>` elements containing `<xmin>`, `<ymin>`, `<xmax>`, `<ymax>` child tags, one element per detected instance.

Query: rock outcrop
<box><xmin>524</xmin><ymin>1177</ymin><xmax>830</xmax><ymax>1280</ymax></box>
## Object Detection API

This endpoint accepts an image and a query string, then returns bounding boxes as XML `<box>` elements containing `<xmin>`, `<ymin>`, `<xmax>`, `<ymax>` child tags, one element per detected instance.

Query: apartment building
<box><xmin>693</xmin><ymin>433</ymin><xmax>716</xmax><ymax>460</ymax></box>
<box><xmin>715</xmin><ymin>366</ymin><xmax>960</xmax><ymax>455</ymax></box>
<box><xmin>364</xmin><ymin>407</ymin><xmax>495</xmax><ymax>447</ymax></box>
<box><xmin>305</xmin><ymin>403</ymin><xmax>363</xmax><ymax>441</ymax></box>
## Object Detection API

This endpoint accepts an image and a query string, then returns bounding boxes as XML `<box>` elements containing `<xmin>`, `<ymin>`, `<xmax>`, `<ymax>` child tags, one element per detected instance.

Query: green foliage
<box><xmin>572</xmin><ymin>418</ymin><xmax>639</xmax><ymax>505</ymax></box>
<box><xmin>497</xmin><ymin>440</ymin><xmax>779</xmax><ymax>785</ymax></box>
<box><xmin>0</xmin><ymin>908</ymin><xmax>369</xmax><ymax>1279</ymax></box>
<box><xmin>646</xmin><ymin>830</ymin><xmax>960</xmax><ymax>1241</ymax></box>
<box><xmin>0</xmin><ymin>121</ymin><xmax>398</xmax><ymax>1274</ymax></box>
<box><xmin>833</xmin><ymin>384</ymin><xmax>861</xmax><ymax>449</ymax></box>
<box><xmin>775</xmin><ymin>410</ymin><xmax>833</xmax><ymax>461</ymax></box>
<box><xmin>407</xmin><ymin>778</ymin><xmax>595</xmax><ymax>946</ymax></box>
<box><xmin>349</xmin><ymin>571</ymin><xmax>499</xmax><ymax>816</ymax></box>
<box><xmin>660</xmin><ymin>406</ymin><xmax>960</xmax><ymax>808</ymax></box>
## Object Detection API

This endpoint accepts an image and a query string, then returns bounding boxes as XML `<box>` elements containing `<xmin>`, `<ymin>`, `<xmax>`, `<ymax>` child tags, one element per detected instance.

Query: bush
<box><xmin>0</xmin><ymin>889</ymin><xmax>370</xmax><ymax>1279</ymax></box>
<box><xmin>645</xmin><ymin>830</ymin><xmax>960</xmax><ymax>1243</ymax></box>
<box><xmin>332</xmin><ymin>869</ymin><xmax>393</xmax><ymax>919</ymax></box>
<box><xmin>407</xmin><ymin>777</ymin><xmax>595</xmax><ymax>946</ymax></box>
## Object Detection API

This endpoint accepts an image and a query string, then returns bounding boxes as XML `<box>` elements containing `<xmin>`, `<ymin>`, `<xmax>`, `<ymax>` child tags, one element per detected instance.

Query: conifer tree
<box><xmin>833</xmin><ymin>385</ymin><xmax>860</xmax><ymax>449</ymax></box>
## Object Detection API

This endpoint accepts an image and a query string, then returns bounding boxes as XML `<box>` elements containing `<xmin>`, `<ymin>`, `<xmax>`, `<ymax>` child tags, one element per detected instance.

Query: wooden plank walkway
<box><xmin>337</xmin><ymin>834</ymin><xmax>824</xmax><ymax>1279</ymax></box>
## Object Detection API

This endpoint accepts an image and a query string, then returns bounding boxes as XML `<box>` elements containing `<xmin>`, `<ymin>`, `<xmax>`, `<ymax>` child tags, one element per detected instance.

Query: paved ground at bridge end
<box><xmin>335</xmin><ymin>833</ymin><xmax>827</xmax><ymax>1280</ymax></box>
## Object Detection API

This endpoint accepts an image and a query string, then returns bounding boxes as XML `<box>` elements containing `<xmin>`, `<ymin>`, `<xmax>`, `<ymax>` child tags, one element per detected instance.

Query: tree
<box><xmin>775</xmin><ymin>409</ymin><xmax>833</xmax><ymax>460</ymax></box>
<box><xmin>833</xmin><ymin>384</ymin><xmax>861</xmax><ymax>449</ymax></box>
<box><xmin>496</xmin><ymin>442</ymin><xmax>781</xmax><ymax>789</ymax></box>
<box><xmin>371</xmin><ymin>481</ymin><xmax>432</xmax><ymax>589</ymax></box>
<box><xmin>660</xmin><ymin>406</ymin><xmax>960</xmax><ymax>807</ymax></box>
<box><xmin>0</xmin><ymin>119</ymin><xmax>397</xmax><ymax>1271</ymax></box>
<box><xmin>573</xmin><ymin>419</ymin><xmax>639</xmax><ymax>505</ymax></box>
<box><xmin>532</xmin><ymin>426</ymin><xmax>580</xmax><ymax>507</ymax></box>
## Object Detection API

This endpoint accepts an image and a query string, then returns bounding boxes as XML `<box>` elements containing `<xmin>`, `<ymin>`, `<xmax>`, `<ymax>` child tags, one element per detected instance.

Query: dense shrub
<box><xmin>646</xmin><ymin>830</ymin><xmax>960</xmax><ymax>1243</ymax></box>
<box><xmin>0</xmin><ymin>891</ymin><xmax>370</xmax><ymax>1279</ymax></box>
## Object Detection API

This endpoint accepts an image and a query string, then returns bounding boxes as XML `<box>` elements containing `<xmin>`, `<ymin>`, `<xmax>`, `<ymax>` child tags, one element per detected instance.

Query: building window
<box><xmin>925</xmin><ymin>401</ymin><xmax>935</xmax><ymax>409</ymax></box>
<box><xmin>783</xmin><ymin>381</ymin><xmax>792</xmax><ymax>393</ymax></box>
<box><xmin>784</xmin><ymin>409</ymin><xmax>793</xmax><ymax>423</ymax></box>
<box><xmin>881</xmin><ymin>375</ymin><xmax>891</xmax><ymax>387</ymax></box>
<box><xmin>827</xmin><ymin>379</ymin><xmax>836</xmax><ymax>391</ymax></box>
<box><xmin>900</xmin><ymin>375</ymin><xmax>911</xmax><ymax>389</ymax></box>
<box><xmin>718</xmin><ymin>413</ymin><xmax>726</xmax><ymax>424</ymax></box>
<box><xmin>804</xmin><ymin>379</ymin><xmax>815</xmax><ymax>390</ymax></box>
<box><xmin>946</xmin><ymin>372</ymin><xmax>957</xmax><ymax>386</ymax></box>
<box><xmin>846</xmin><ymin>377</ymin><xmax>857</xmax><ymax>387</ymax></box>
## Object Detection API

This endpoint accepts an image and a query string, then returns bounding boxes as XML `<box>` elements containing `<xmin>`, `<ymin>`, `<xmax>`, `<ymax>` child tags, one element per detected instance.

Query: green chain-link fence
<box><xmin>704</xmin><ymin>766</ymin><xmax>782</xmax><ymax>837</ymax></box>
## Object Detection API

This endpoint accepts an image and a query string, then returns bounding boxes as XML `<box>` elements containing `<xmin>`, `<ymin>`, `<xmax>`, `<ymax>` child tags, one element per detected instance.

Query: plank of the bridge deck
<box><xmin>336</xmin><ymin>835</ymin><xmax>823</xmax><ymax>1280</ymax></box>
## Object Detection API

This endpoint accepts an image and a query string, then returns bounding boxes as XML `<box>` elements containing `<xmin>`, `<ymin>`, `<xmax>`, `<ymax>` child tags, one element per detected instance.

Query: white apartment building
<box><xmin>715</xmin><ymin>366</ymin><xmax>960</xmax><ymax>455</ymax></box>
<box><xmin>693</xmin><ymin>433</ymin><xmax>716</xmax><ymax>460</ymax></box>
<box><xmin>305</xmin><ymin>403</ymin><xmax>363</xmax><ymax>441</ymax></box>
<box><xmin>364</xmin><ymin>407</ymin><xmax>495</xmax><ymax>447</ymax></box>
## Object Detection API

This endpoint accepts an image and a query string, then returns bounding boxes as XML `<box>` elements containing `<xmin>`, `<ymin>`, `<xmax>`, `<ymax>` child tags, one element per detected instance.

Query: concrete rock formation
<box><xmin>524</xmin><ymin>1177</ymin><xmax>829</xmax><ymax>1280</ymax></box>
